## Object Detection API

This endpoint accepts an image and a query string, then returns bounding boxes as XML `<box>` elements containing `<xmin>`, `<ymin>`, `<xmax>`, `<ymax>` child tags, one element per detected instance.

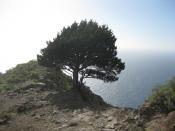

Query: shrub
<box><xmin>0</xmin><ymin>83</ymin><xmax>14</xmax><ymax>92</ymax></box>
<box><xmin>0</xmin><ymin>60</ymin><xmax>73</xmax><ymax>92</ymax></box>
<box><xmin>148</xmin><ymin>77</ymin><xmax>175</xmax><ymax>113</ymax></box>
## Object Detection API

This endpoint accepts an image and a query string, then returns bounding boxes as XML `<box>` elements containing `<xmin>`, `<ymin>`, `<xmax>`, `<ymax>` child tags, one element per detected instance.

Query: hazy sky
<box><xmin>0</xmin><ymin>0</ymin><xmax>175</xmax><ymax>72</ymax></box>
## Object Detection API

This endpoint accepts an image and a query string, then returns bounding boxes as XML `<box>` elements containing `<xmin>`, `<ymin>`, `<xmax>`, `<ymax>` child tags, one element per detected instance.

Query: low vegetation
<box><xmin>148</xmin><ymin>77</ymin><xmax>175</xmax><ymax>113</ymax></box>
<box><xmin>0</xmin><ymin>60</ymin><xmax>73</xmax><ymax>92</ymax></box>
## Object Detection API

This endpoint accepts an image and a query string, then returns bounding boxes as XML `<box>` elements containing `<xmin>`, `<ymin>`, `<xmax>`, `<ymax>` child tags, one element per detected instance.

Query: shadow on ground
<box><xmin>45</xmin><ymin>87</ymin><xmax>111</xmax><ymax>110</ymax></box>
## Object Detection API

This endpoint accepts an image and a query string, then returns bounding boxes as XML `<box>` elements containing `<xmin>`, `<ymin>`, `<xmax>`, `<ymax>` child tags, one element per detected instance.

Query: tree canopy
<box><xmin>37</xmin><ymin>20</ymin><xmax>125</xmax><ymax>88</ymax></box>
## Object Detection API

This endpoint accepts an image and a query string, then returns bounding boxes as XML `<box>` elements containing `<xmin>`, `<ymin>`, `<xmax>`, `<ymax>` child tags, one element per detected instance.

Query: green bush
<box><xmin>0</xmin><ymin>60</ymin><xmax>73</xmax><ymax>92</ymax></box>
<box><xmin>148</xmin><ymin>77</ymin><xmax>175</xmax><ymax>113</ymax></box>
<box><xmin>0</xmin><ymin>83</ymin><xmax>14</xmax><ymax>91</ymax></box>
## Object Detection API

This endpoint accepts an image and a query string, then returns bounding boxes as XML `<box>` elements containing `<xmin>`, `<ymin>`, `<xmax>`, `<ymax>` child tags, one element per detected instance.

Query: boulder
<box><xmin>139</xmin><ymin>101</ymin><xmax>155</xmax><ymax>119</ymax></box>
<box><xmin>146</xmin><ymin>111</ymin><xmax>175</xmax><ymax>131</ymax></box>
<box><xmin>0</xmin><ymin>114</ymin><xmax>10</xmax><ymax>125</ymax></box>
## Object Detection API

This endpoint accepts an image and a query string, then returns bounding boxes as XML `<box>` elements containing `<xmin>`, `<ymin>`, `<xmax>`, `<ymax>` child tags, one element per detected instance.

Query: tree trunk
<box><xmin>73</xmin><ymin>69</ymin><xmax>87</xmax><ymax>101</ymax></box>
<box><xmin>73</xmin><ymin>69</ymin><xmax>78</xmax><ymax>88</ymax></box>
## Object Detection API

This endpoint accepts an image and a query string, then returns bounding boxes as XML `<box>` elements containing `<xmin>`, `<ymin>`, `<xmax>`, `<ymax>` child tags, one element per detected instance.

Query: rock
<box><xmin>35</xmin><ymin>82</ymin><xmax>46</xmax><ymax>86</ymax></box>
<box><xmin>89</xmin><ymin>122</ymin><xmax>93</xmax><ymax>125</ymax></box>
<box><xmin>53</xmin><ymin>119</ymin><xmax>61</xmax><ymax>124</ymax></box>
<box><xmin>52</xmin><ymin>109</ymin><xmax>58</xmax><ymax>115</ymax></box>
<box><xmin>146</xmin><ymin>111</ymin><xmax>175</xmax><ymax>131</ymax></box>
<box><xmin>71</xmin><ymin>115</ymin><xmax>82</xmax><ymax>122</ymax></box>
<box><xmin>0</xmin><ymin>119</ymin><xmax>8</xmax><ymax>124</ymax></box>
<box><xmin>139</xmin><ymin>101</ymin><xmax>155</xmax><ymax>119</ymax></box>
<box><xmin>168</xmin><ymin>111</ymin><xmax>175</xmax><ymax>118</ymax></box>
<box><xmin>0</xmin><ymin>115</ymin><xmax>9</xmax><ymax>125</ymax></box>
<box><xmin>95</xmin><ymin>119</ymin><xmax>105</xmax><ymax>128</ymax></box>
<box><xmin>7</xmin><ymin>92</ymin><xmax>18</xmax><ymax>98</ymax></box>
<box><xmin>62</xmin><ymin>109</ymin><xmax>71</xmax><ymax>113</ymax></box>
<box><xmin>125</xmin><ymin>116</ymin><xmax>136</xmax><ymax>123</ymax></box>
<box><xmin>78</xmin><ymin>127</ymin><xmax>95</xmax><ymax>131</ymax></box>
<box><xmin>95</xmin><ymin>115</ymin><xmax>100</xmax><ymax>119</ymax></box>
<box><xmin>166</xmin><ymin>111</ymin><xmax>175</xmax><ymax>131</ymax></box>
<box><xmin>105</xmin><ymin>122</ymin><xmax>115</xmax><ymax>129</ymax></box>
<box><xmin>134</xmin><ymin>115</ymin><xmax>139</xmax><ymax>120</ymax></box>
<box><xmin>136</xmin><ymin>119</ymin><xmax>144</xmax><ymax>127</ymax></box>
<box><xmin>39</xmin><ymin>113</ymin><xmax>45</xmax><ymax>116</ymax></box>
<box><xmin>68</xmin><ymin>121</ymin><xmax>78</xmax><ymax>126</ymax></box>
<box><xmin>107</xmin><ymin>116</ymin><xmax>113</xmax><ymax>121</ymax></box>
<box><xmin>31</xmin><ymin>112</ymin><xmax>36</xmax><ymax>116</ymax></box>
<box><xmin>36</xmin><ymin>100</ymin><xmax>49</xmax><ymax>107</ymax></box>
<box><xmin>101</xmin><ymin>129</ymin><xmax>115</xmax><ymax>131</ymax></box>
<box><xmin>55</xmin><ymin>124</ymin><xmax>68</xmax><ymax>130</ymax></box>
<box><xmin>105</xmin><ymin>119</ymin><xmax>118</xmax><ymax>129</ymax></box>
<box><xmin>34</xmin><ymin>114</ymin><xmax>42</xmax><ymax>120</ymax></box>
<box><xmin>16</xmin><ymin>104</ymin><xmax>27</xmax><ymax>113</ymax></box>
<box><xmin>72</xmin><ymin>109</ymin><xmax>82</xmax><ymax>116</ymax></box>
<box><xmin>81</xmin><ymin>115</ymin><xmax>92</xmax><ymax>122</ymax></box>
<box><xmin>152</xmin><ymin>114</ymin><xmax>164</xmax><ymax>119</ymax></box>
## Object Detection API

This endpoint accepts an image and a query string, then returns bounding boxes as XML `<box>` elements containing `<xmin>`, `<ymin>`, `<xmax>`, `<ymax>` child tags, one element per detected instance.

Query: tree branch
<box><xmin>62</xmin><ymin>66</ymin><xmax>73</xmax><ymax>73</ymax></box>
<box><xmin>62</xmin><ymin>69</ymin><xmax>72</xmax><ymax>76</ymax></box>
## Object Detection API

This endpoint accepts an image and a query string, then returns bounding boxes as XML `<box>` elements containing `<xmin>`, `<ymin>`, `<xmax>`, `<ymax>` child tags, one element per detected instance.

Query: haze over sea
<box><xmin>86</xmin><ymin>50</ymin><xmax>175</xmax><ymax>108</ymax></box>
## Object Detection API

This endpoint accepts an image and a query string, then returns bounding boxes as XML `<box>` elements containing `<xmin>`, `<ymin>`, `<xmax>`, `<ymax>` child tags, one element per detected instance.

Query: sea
<box><xmin>85</xmin><ymin>50</ymin><xmax>175</xmax><ymax>108</ymax></box>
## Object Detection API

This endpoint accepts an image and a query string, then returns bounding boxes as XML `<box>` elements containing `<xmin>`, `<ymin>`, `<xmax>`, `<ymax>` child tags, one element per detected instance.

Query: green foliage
<box><xmin>38</xmin><ymin>20</ymin><xmax>125</xmax><ymax>87</ymax></box>
<box><xmin>0</xmin><ymin>60</ymin><xmax>73</xmax><ymax>92</ymax></box>
<box><xmin>0</xmin><ymin>83</ymin><xmax>14</xmax><ymax>91</ymax></box>
<box><xmin>0</xmin><ymin>60</ymin><xmax>45</xmax><ymax>84</ymax></box>
<box><xmin>148</xmin><ymin>77</ymin><xmax>175</xmax><ymax>113</ymax></box>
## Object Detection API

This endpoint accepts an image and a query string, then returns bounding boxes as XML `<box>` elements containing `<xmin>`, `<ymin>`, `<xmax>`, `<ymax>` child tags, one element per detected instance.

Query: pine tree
<box><xmin>37</xmin><ymin>20</ymin><xmax>125</xmax><ymax>90</ymax></box>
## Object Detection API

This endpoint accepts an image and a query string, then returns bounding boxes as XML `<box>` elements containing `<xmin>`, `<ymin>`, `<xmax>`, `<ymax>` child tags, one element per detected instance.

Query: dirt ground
<box><xmin>0</xmin><ymin>84</ymin><xmax>174</xmax><ymax>131</ymax></box>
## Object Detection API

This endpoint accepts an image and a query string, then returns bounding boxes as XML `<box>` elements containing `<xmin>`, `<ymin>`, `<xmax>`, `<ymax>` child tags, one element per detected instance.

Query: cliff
<box><xmin>0</xmin><ymin>61</ymin><xmax>174</xmax><ymax>131</ymax></box>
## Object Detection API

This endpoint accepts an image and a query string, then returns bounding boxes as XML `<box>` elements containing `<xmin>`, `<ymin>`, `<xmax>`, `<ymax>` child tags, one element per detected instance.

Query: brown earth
<box><xmin>0</xmin><ymin>84</ymin><xmax>174</xmax><ymax>131</ymax></box>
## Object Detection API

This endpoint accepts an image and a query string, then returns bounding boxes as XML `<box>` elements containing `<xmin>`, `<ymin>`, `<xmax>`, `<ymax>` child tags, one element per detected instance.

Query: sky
<box><xmin>0</xmin><ymin>0</ymin><xmax>175</xmax><ymax>72</ymax></box>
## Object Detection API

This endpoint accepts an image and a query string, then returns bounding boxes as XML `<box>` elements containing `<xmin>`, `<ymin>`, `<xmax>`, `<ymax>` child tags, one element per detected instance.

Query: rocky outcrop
<box><xmin>138</xmin><ymin>100</ymin><xmax>175</xmax><ymax>131</ymax></box>
<box><xmin>139</xmin><ymin>101</ymin><xmax>155</xmax><ymax>120</ymax></box>
<box><xmin>145</xmin><ymin>111</ymin><xmax>175</xmax><ymax>131</ymax></box>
